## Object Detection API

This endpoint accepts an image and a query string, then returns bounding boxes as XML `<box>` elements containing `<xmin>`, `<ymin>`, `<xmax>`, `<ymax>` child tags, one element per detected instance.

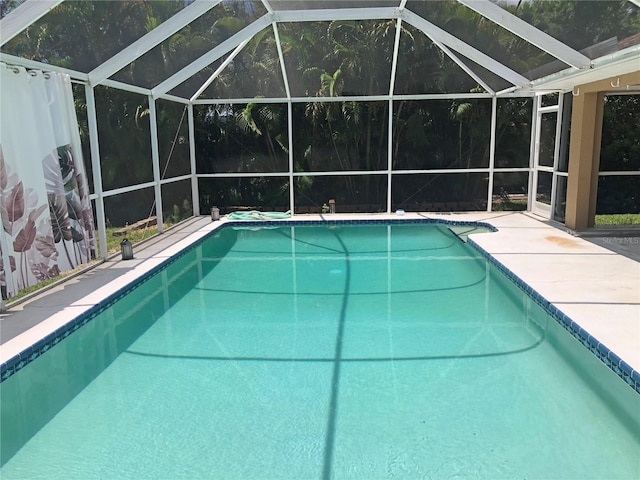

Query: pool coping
<box><xmin>1</xmin><ymin>212</ymin><xmax>638</xmax><ymax>394</ymax></box>
<box><xmin>467</xmin><ymin>237</ymin><xmax>640</xmax><ymax>394</ymax></box>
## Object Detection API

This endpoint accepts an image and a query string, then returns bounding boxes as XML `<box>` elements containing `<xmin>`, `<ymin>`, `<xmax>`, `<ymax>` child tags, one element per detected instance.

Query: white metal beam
<box><xmin>148</xmin><ymin>97</ymin><xmax>163</xmax><ymax>233</ymax></box>
<box><xmin>157</xmin><ymin>93</ymin><xmax>190</xmax><ymax>104</ymax></box>
<box><xmin>287</xmin><ymin>102</ymin><xmax>294</xmax><ymax>212</ymax></box>
<box><xmin>187</xmin><ymin>104</ymin><xmax>200</xmax><ymax>216</ymax></box>
<box><xmin>0</xmin><ymin>52</ymin><xmax>88</xmax><ymax>81</ymax></box>
<box><xmin>457</xmin><ymin>0</ymin><xmax>590</xmax><ymax>69</ymax></box>
<box><xmin>402</xmin><ymin>10</ymin><xmax>529</xmax><ymax>87</ymax></box>
<box><xmin>190</xmin><ymin>92</ymin><xmax>493</xmax><ymax>105</ymax></box>
<box><xmin>529</xmin><ymin>46</ymin><xmax>640</xmax><ymax>92</ymax></box>
<box><xmin>272</xmin><ymin>22</ymin><xmax>291</xmax><ymax>99</ymax></box>
<box><xmin>0</xmin><ymin>0</ymin><xmax>64</xmax><ymax>46</ymax></box>
<box><xmin>101</xmin><ymin>181</ymin><xmax>157</xmax><ymax>198</ymax></box>
<box><xmin>84</xmin><ymin>85</ymin><xmax>109</xmax><ymax>260</ymax></box>
<box><xmin>275</xmin><ymin>7</ymin><xmax>398</xmax><ymax>22</ymax></box>
<box><xmin>192</xmin><ymin>96</ymin><xmax>288</xmax><ymax>105</ymax></box>
<box><xmin>433</xmin><ymin>40</ymin><xmax>495</xmax><ymax>95</ymax></box>
<box><xmin>261</xmin><ymin>0</ymin><xmax>275</xmax><ymax>14</ymax></box>
<box><xmin>190</xmin><ymin>39</ymin><xmax>250</xmax><ymax>102</ymax></box>
<box><xmin>88</xmin><ymin>0</ymin><xmax>221</xmax><ymax>86</ymax></box>
<box><xmin>152</xmin><ymin>14</ymin><xmax>273</xmax><ymax>98</ymax></box>
<box><xmin>386</xmin><ymin>97</ymin><xmax>393</xmax><ymax>213</ymax></box>
<box><xmin>486</xmin><ymin>96</ymin><xmax>497</xmax><ymax>211</ymax></box>
<box><xmin>160</xmin><ymin>174</ymin><xmax>192</xmax><ymax>185</ymax></box>
<box><xmin>101</xmin><ymin>78</ymin><xmax>151</xmax><ymax>96</ymax></box>
<box><xmin>388</xmin><ymin>18</ymin><xmax>403</xmax><ymax>96</ymax></box>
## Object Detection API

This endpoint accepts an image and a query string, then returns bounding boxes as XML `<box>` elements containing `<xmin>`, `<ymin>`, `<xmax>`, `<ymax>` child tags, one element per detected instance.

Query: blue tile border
<box><xmin>2</xmin><ymin>216</ymin><xmax>637</xmax><ymax>395</ymax></box>
<box><xmin>467</xmin><ymin>237</ymin><xmax>640</xmax><ymax>395</ymax></box>
<box><xmin>225</xmin><ymin>216</ymin><xmax>499</xmax><ymax>231</ymax></box>
<box><xmin>0</xmin><ymin>227</ymin><xmax>217</xmax><ymax>383</ymax></box>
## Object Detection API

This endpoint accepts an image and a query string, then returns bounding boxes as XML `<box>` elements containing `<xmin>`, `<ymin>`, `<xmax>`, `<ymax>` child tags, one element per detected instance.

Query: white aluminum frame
<box><xmin>0</xmin><ymin>0</ymin><xmax>64</xmax><ymax>46</ymax></box>
<box><xmin>88</xmin><ymin>0</ymin><xmax>222</xmax><ymax>86</ymax></box>
<box><xmin>0</xmin><ymin>0</ymin><xmax>637</xmax><ymax>247</ymax></box>
<box><xmin>531</xmin><ymin>94</ymin><xmax>564</xmax><ymax>219</ymax></box>
<box><xmin>456</xmin><ymin>0</ymin><xmax>590</xmax><ymax>70</ymax></box>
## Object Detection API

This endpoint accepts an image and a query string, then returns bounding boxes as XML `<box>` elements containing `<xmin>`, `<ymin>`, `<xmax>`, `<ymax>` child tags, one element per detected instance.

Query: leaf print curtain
<box><xmin>0</xmin><ymin>64</ymin><xmax>96</xmax><ymax>300</ymax></box>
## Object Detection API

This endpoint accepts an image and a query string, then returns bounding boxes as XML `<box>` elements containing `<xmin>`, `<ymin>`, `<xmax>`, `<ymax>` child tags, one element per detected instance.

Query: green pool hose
<box><xmin>226</xmin><ymin>210</ymin><xmax>292</xmax><ymax>220</ymax></box>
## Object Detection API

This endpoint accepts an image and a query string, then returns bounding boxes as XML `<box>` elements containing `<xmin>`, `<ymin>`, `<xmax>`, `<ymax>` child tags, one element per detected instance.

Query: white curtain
<box><xmin>0</xmin><ymin>64</ymin><xmax>95</xmax><ymax>300</ymax></box>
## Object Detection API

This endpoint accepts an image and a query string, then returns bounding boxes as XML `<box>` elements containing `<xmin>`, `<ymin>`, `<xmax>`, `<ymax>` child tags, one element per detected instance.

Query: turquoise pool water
<box><xmin>1</xmin><ymin>223</ymin><xmax>639</xmax><ymax>479</ymax></box>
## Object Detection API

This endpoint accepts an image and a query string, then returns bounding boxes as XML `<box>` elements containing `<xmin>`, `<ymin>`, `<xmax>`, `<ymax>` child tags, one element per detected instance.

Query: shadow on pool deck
<box><xmin>0</xmin><ymin>217</ymin><xmax>210</xmax><ymax>344</ymax></box>
<box><xmin>576</xmin><ymin>226</ymin><xmax>640</xmax><ymax>262</ymax></box>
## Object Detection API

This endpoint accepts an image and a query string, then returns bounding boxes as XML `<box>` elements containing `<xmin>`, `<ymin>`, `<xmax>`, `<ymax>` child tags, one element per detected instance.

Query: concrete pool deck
<box><xmin>1</xmin><ymin>212</ymin><xmax>638</xmax><ymax>379</ymax></box>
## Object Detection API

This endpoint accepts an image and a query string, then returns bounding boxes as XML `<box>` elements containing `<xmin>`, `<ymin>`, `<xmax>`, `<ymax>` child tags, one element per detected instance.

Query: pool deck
<box><xmin>1</xmin><ymin>212</ymin><xmax>638</xmax><ymax>379</ymax></box>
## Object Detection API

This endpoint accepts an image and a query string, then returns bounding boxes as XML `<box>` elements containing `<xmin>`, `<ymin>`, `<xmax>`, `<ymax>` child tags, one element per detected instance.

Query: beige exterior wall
<box><xmin>564</xmin><ymin>72</ymin><xmax>640</xmax><ymax>231</ymax></box>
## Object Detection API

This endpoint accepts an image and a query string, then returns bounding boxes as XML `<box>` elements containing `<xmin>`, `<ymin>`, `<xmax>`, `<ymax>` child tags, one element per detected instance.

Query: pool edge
<box><xmin>467</xmin><ymin>236</ymin><xmax>640</xmax><ymax>395</ymax></box>
<box><xmin>2</xmin><ymin>216</ymin><xmax>638</xmax><ymax>396</ymax></box>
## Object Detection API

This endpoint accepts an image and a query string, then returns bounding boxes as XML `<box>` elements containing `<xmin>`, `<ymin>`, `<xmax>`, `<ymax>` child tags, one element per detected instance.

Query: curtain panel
<box><xmin>0</xmin><ymin>64</ymin><xmax>96</xmax><ymax>300</ymax></box>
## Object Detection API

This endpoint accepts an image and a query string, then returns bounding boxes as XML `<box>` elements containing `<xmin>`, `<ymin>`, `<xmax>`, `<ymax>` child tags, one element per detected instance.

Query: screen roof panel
<box><xmin>1</xmin><ymin>0</ymin><xmax>638</xmax><ymax>99</ymax></box>
<box><xmin>2</xmin><ymin>1</ymin><xmax>188</xmax><ymax>73</ymax></box>
<box><xmin>448</xmin><ymin>50</ymin><xmax>513</xmax><ymax>93</ymax></box>
<box><xmin>406</xmin><ymin>0</ymin><xmax>571</xmax><ymax>81</ymax></box>
<box><xmin>394</xmin><ymin>23</ymin><xmax>487</xmax><ymax>94</ymax></box>
<box><xmin>168</xmin><ymin>54</ymin><xmax>231</xmax><ymax>100</ymax></box>
<box><xmin>279</xmin><ymin>19</ymin><xmax>396</xmax><ymax>97</ymax></box>
<box><xmin>109</xmin><ymin>0</ymin><xmax>267</xmax><ymax>90</ymax></box>
<box><xmin>508</xmin><ymin>0</ymin><xmax>640</xmax><ymax>60</ymax></box>
<box><xmin>198</xmin><ymin>26</ymin><xmax>287</xmax><ymax>100</ymax></box>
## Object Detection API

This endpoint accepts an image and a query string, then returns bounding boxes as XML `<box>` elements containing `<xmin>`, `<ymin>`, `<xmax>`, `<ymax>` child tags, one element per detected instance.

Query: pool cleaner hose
<box><xmin>226</xmin><ymin>210</ymin><xmax>292</xmax><ymax>220</ymax></box>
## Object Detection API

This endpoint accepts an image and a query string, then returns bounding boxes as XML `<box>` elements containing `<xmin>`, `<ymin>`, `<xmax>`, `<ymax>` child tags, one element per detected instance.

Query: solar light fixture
<box><xmin>120</xmin><ymin>238</ymin><xmax>134</xmax><ymax>260</ymax></box>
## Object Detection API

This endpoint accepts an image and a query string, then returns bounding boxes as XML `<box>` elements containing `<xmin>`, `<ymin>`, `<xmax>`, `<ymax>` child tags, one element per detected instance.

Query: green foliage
<box><xmin>600</xmin><ymin>95</ymin><xmax>640</xmax><ymax>172</ymax></box>
<box><xmin>595</xmin><ymin>214</ymin><xmax>640</xmax><ymax>225</ymax></box>
<box><xmin>493</xmin><ymin>188</ymin><xmax>527</xmax><ymax>212</ymax></box>
<box><xmin>103</xmin><ymin>227</ymin><xmax>155</xmax><ymax>255</ymax></box>
<box><xmin>4</xmin><ymin>0</ymin><xmax>638</xmax><ymax>216</ymax></box>
<box><xmin>166</xmin><ymin>198</ymin><xmax>192</xmax><ymax>226</ymax></box>
<box><xmin>511</xmin><ymin>0</ymin><xmax>640</xmax><ymax>52</ymax></box>
<box><xmin>597</xmin><ymin>96</ymin><xmax>640</xmax><ymax>215</ymax></box>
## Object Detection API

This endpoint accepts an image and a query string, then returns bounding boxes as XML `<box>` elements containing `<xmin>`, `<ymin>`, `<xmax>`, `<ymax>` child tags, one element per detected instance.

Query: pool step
<box><xmin>447</xmin><ymin>225</ymin><xmax>494</xmax><ymax>242</ymax></box>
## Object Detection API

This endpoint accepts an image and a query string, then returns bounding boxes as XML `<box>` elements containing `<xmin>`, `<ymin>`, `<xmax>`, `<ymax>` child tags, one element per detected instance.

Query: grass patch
<box><xmin>103</xmin><ymin>226</ymin><xmax>159</xmax><ymax>255</ymax></box>
<box><xmin>5</xmin><ymin>225</ymin><xmax>161</xmax><ymax>306</ymax></box>
<box><xmin>492</xmin><ymin>201</ymin><xmax>527</xmax><ymax>212</ymax></box>
<box><xmin>492</xmin><ymin>199</ymin><xmax>527</xmax><ymax>212</ymax></box>
<box><xmin>4</xmin><ymin>218</ymin><xmax>192</xmax><ymax>306</ymax></box>
<box><xmin>595</xmin><ymin>213</ymin><xmax>640</xmax><ymax>225</ymax></box>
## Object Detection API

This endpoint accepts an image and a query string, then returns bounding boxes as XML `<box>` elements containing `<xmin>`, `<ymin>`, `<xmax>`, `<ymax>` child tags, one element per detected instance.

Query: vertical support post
<box><xmin>565</xmin><ymin>91</ymin><xmax>604</xmax><ymax>230</ymax></box>
<box><xmin>387</xmin><ymin>18</ymin><xmax>402</xmax><ymax>214</ymax></box>
<box><xmin>527</xmin><ymin>95</ymin><xmax>540</xmax><ymax>210</ymax></box>
<box><xmin>549</xmin><ymin>92</ymin><xmax>564</xmax><ymax>220</ymax></box>
<box><xmin>85</xmin><ymin>85</ymin><xmax>108</xmax><ymax>260</ymax></box>
<box><xmin>288</xmin><ymin>101</ymin><xmax>295</xmax><ymax>213</ymax></box>
<box><xmin>387</xmin><ymin>98</ymin><xmax>394</xmax><ymax>213</ymax></box>
<box><xmin>149</xmin><ymin>96</ymin><xmax>163</xmax><ymax>233</ymax></box>
<box><xmin>188</xmin><ymin>103</ymin><xmax>200</xmax><ymax>215</ymax></box>
<box><xmin>487</xmin><ymin>96</ymin><xmax>497</xmax><ymax>212</ymax></box>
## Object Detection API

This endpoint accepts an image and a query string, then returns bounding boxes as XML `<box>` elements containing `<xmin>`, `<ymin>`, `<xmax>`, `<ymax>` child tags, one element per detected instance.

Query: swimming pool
<box><xmin>1</xmin><ymin>221</ymin><xmax>639</xmax><ymax>478</ymax></box>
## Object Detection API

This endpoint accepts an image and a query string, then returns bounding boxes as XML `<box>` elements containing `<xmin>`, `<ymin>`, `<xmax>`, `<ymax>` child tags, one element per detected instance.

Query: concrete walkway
<box><xmin>1</xmin><ymin>212</ymin><xmax>638</xmax><ymax>379</ymax></box>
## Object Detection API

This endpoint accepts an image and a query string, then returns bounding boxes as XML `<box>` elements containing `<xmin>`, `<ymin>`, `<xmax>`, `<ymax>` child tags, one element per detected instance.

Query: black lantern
<box><xmin>120</xmin><ymin>238</ymin><xmax>134</xmax><ymax>260</ymax></box>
